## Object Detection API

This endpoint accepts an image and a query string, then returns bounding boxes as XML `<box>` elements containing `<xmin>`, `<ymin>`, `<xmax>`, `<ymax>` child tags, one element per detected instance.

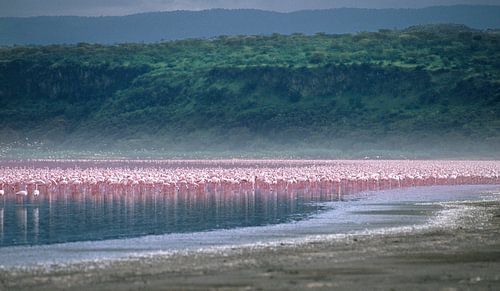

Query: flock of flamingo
<box><xmin>0</xmin><ymin>159</ymin><xmax>499</xmax><ymax>197</ymax></box>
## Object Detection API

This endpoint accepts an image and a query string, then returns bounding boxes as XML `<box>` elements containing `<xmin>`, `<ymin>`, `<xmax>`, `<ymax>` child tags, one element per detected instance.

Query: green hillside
<box><xmin>0</xmin><ymin>24</ymin><xmax>499</xmax><ymax>157</ymax></box>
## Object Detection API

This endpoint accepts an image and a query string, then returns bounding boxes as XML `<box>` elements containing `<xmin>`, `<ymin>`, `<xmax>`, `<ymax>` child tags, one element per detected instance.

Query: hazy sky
<box><xmin>1</xmin><ymin>0</ymin><xmax>499</xmax><ymax>17</ymax></box>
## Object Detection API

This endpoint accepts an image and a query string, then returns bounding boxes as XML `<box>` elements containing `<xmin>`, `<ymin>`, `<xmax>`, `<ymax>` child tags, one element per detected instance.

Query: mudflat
<box><xmin>1</xmin><ymin>200</ymin><xmax>500</xmax><ymax>291</ymax></box>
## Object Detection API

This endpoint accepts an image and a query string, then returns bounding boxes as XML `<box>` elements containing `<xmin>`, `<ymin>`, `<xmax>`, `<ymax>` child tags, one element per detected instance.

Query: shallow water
<box><xmin>0</xmin><ymin>185</ymin><xmax>498</xmax><ymax>267</ymax></box>
<box><xmin>0</xmin><ymin>190</ymin><xmax>338</xmax><ymax>247</ymax></box>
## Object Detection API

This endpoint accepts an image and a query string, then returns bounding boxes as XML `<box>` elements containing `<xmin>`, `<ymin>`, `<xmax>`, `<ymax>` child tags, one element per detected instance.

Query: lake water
<box><xmin>0</xmin><ymin>185</ymin><xmax>498</xmax><ymax>267</ymax></box>
<box><xmin>0</xmin><ymin>190</ymin><xmax>334</xmax><ymax>247</ymax></box>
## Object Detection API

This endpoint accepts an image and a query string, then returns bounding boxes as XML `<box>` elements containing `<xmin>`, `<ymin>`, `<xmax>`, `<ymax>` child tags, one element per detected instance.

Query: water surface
<box><xmin>0</xmin><ymin>190</ymin><xmax>335</xmax><ymax>247</ymax></box>
<box><xmin>0</xmin><ymin>185</ymin><xmax>498</xmax><ymax>267</ymax></box>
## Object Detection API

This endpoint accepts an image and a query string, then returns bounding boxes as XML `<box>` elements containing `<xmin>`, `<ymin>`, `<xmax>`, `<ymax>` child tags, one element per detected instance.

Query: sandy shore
<box><xmin>1</xmin><ymin>199</ymin><xmax>500</xmax><ymax>290</ymax></box>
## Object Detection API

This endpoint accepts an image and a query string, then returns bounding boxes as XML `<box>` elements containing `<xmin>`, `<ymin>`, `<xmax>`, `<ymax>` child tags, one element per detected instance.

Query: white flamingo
<box><xmin>33</xmin><ymin>184</ymin><xmax>40</xmax><ymax>196</ymax></box>
<box><xmin>16</xmin><ymin>185</ymin><xmax>28</xmax><ymax>196</ymax></box>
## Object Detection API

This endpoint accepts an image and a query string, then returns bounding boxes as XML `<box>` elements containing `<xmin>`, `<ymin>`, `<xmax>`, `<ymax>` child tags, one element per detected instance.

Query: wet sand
<box><xmin>1</xmin><ymin>197</ymin><xmax>499</xmax><ymax>291</ymax></box>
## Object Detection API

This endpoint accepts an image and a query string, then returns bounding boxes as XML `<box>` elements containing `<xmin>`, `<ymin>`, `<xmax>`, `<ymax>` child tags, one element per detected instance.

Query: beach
<box><xmin>2</xmin><ymin>194</ymin><xmax>499</xmax><ymax>290</ymax></box>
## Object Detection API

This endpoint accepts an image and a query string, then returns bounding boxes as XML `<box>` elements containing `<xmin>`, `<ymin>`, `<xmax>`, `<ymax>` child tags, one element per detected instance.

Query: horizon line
<box><xmin>1</xmin><ymin>4</ymin><xmax>499</xmax><ymax>19</ymax></box>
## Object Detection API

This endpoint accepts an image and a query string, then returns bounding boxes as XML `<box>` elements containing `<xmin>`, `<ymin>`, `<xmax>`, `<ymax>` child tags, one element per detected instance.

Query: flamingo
<box><xmin>0</xmin><ymin>183</ymin><xmax>4</xmax><ymax>196</ymax></box>
<box><xmin>16</xmin><ymin>185</ymin><xmax>28</xmax><ymax>196</ymax></box>
<box><xmin>0</xmin><ymin>159</ymin><xmax>497</xmax><ymax>197</ymax></box>
<box><xmin>33</xmin><ymin>184</ymin><xmax>40</xmax><ymax>196</ymax></box>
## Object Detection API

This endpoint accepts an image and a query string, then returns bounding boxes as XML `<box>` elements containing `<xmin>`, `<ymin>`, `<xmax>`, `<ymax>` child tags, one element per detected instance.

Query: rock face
<box><xmin>0</xmin><ymin>25</ymin><xmax>498</xmax><ymax>155</ymax></box>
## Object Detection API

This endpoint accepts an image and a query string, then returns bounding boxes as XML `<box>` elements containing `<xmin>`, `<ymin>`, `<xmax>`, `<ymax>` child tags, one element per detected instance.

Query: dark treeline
<box><xmin>0</xmin><ymin>24</ymin><xmax>499</xmax><ymax>156</ymax></box>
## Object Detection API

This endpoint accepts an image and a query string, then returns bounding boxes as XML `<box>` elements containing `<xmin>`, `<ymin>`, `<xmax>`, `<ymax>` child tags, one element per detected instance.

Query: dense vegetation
<box><xmin>0</xmin><ymin>24</ymin><xmax>499</xmax><ymax>157</ymax></box>
<box><xmin>1</xmin><ymin>6</ymin><xmax>500</xmax><ymax>45</ymax></box>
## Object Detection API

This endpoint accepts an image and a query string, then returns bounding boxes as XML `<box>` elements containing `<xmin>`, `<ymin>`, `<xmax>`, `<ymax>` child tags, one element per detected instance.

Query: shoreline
<box><xmin>1</xmin><ymin>188</ymin><xmax>499</xmax><ymax>290</ymax></box>
<box><xmin>0</xmin><ymin>185</ymin><xmax>495</xmax><ymax>267</ymax></box>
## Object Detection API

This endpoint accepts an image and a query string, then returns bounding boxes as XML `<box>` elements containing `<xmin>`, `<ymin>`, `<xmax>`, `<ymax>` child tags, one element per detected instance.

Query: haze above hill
<box><xmin>1</xmin><ymin>5</ymin><xmax>500</xmax><ymax>45</ymax></box>
<box><xmin>3</xmin><ymin>0</ymin><xmax>499</xmax><ymax>17</ymax></box>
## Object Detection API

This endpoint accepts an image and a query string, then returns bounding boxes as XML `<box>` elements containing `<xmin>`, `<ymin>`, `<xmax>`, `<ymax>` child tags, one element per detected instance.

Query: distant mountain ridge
<box><xmin>1</xmin><ymin>5</ymin><xmax>500</xmax><ymax>45</ymax></box>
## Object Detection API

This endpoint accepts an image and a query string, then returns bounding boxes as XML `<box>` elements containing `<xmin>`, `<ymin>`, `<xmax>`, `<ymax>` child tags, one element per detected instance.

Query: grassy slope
<box><xmin>0</xmin><ymin>24</ymin><xmax>499</xmax><ymax>157</ymax></box>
